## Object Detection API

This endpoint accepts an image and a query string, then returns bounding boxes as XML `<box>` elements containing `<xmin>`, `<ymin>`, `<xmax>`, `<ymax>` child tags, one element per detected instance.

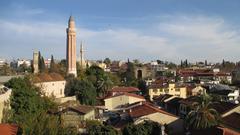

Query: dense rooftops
<box><xmin>128</xmin><ymin>102</ymin><xmax>177</xmax><ymax>118</ymax></box>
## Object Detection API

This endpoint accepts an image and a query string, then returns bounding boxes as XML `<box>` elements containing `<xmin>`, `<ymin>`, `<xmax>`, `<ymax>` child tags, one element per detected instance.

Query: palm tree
<box><xmin>185</xmin><ymin>93</ymin><xmax>220</xmax><ymax>130</ymax></box>
<box><xmin>97</xmin><ymin>73</ymin><xmax>113</xmax><ymax>97</ymax></box>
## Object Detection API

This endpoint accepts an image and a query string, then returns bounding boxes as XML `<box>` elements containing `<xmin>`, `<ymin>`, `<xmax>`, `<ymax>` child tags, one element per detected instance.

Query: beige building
<box><xmin>0</xmin><ymin>85</ymin><xmax>12</xmax><ymax>123</ymax></box>
<box><xmin>149</xmin><ymin>83</ymin><xmax>188</xmax><ymax>101</ymax></box>
<box><xmin>50</xmin><ymin>104</ymin><xmax>95</xmax><ymax>128</ymax></box>
<box><xmin>34</xmin><ymin>73</ymin><xmax>66</xmax><ymax>98</ymax></box>
<box><xmin>191</xmin><ymin>85</ymin><xmax>205</xmax><ymax>96</ymax></box>
<box><xmin>66</xmin><ymin>16</ymin><xmax>77</xmax><ymax>77</ymax></box>
<box><xmin>96</xmin><ymin>63</ymin><xmax>107</xmax><ymax>71</ymax></box>
<box><xmin>104</xmin><ymin>93</ymin><xmax>145</xmax><ymax>110</ymax></box>
<box><xmin>128</xmin><ymin>102</ymin><xmax>184</xmax><ymax>134</ymax></box>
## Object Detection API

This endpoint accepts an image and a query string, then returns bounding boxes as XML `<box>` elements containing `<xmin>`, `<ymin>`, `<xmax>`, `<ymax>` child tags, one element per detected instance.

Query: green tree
<box><xmin>77</xmin><ymin>61</ymin><xmax>86</xmax><ymax>79</ymax></box>
<box><xmin>137</xmin><ymin>80</ymin><xmax>147</xmax><ymax>95</ymax></box>
<box><xmin>17</xmin><ymin>62</ymin><xmax>32</xmax><ymax>73</ymax></box>
<box><xmin>103</xmin><ymin>58</ymin><xmax>111</xmax><ymax>67</ymax></box>
<box><xmin>38</xmin><ymin>51</ymin><xmax>46</xmax><ymax>73</ymax></box>
<box><xmin>40</xmin><ymin>56</ymin><xmax>46</xmax><ymax>73</ymax></box>
<box><xmin>185</xmin><ymin>93</ymin><xmax>220</xmax><ymax>130</ymax></box>
<box><xmin>122</xmin><ymin>121</ymin><xmax>162</xmax><ymax>135</ymax></box>
<box><xmin>86</xmin><ymin>65</ymin><xmax>113</xmax><ymax>97</ymax></box>
<box><xmin>121</xmin><ymin>61</ymin><xmax>136</xmax><ymax>86</ymax></box>
<box><xmin>65</xmin><ymin>76</ymin><xmax>97</xmax><ymax>105</ymax></box>
<box><xmin>107</xmin><ymin>73</ymin><xmax>121</xmax><ymax>86</ymax></box>
<box><xmin>86</xmin><ymin>120</ymin><xmax>118</xmax><ymax>135</ymax></box>
<box><xmin>74</xmin><ymin>79</ymin><xmax>97</xmax><ymax>105</ymax></box>
<box><xmin>4</xmin><ymin>77</ymin><xmax>57</xmax><ymax>134</ymax></box>
<box><xmin>58</xmin><ymin>59</ymin><xmax>67</xmax><ymax>76</ymax></box>
<box><xmin>49</xmin><ymin>55</ymin><xmax>58</xmax><ymax>73</ymax></box>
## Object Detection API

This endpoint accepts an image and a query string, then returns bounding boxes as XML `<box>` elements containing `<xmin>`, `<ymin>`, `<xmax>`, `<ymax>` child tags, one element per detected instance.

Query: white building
<box><xmin>150</xmin><ymin>61</ymin><xmax>168</xmax><ymax>72</ymax></box>
<box><xmin>228</xmin><ymin>90</ymin><xmax>239</xmax><ymax>104</ymax></box>
<box><xmin>44</xmin><ymin>58</ymin><xmax>51</xmax><ymax>68</ymax></box>
<box><xmin>34</xmin><ymin>73</ymin><xmax>66</xmax><ymax>98</ymax></box>
<box><xmin>0</xmin><ymin>59</ymin><xmax>6</xmax><ymax>67</ymax></box>
<box><xmin>104</xmin><ymin>93</ymin><xmax>145</xmax><ymax>110</ymax></box>
<box><xmin>17</xmin><ymin>59</ymin><xmax>31</xmax><ymax>67</ymax></box>
<box><xmin>0</xmin><ymin>85</ymin><xmax>12</xmax><ymax>123</ymax></box>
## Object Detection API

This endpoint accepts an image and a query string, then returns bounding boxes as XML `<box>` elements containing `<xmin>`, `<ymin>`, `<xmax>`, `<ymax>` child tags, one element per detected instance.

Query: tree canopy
<box><xmin>185</xmin><ymin>93</ymin><xmax>220</xmax><ymax>130</ymax></box>
<box><xmin>122</xmin><ymin>121</ymin><xmax>162</xmax><ymax>135</ymax></box>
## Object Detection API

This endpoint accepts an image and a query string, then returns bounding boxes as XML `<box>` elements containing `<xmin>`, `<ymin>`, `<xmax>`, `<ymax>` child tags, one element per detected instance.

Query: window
<box><xmin>153</xmin><ymin>89</ymin><xmax>158</xmax><ymax>93</ymax></box>
<box><xmin>175</xmin><ymin>88</ymin><xmax>180</xmax><ymax>92</ymax></box>
<box><xmin>164</xmin><ymin>89</ymin><xmax>169</xmax><ymax>93</ymax></box>
<box><xmin>60</xmin><ymin>89</ymin><xmax>63</xmax><ymax>95</ymax></box>
<box><xmin>52</xmin><ymin>83</ymin><xmax>54</xmax><ymax>86</ymax></box>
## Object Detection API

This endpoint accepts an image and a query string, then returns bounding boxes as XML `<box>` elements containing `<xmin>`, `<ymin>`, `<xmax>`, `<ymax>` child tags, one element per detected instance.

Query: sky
<box><xmin>0</xmin><ymin>0</ymin><xmax>240</xmax><ymax>63</ymax></box>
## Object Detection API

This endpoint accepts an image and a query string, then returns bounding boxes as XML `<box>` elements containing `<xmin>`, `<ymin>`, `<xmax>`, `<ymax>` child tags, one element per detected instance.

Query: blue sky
<box><xmin>0</xmin><ymin>0</ymin><xmax>240</xmax><ymax>63</ymax></box>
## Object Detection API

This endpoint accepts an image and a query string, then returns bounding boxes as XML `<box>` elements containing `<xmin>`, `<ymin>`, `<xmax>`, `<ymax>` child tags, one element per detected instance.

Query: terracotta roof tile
<box><xmin>34</xmin><ymin>73</ymin><xmax>65</xmax><ymax>83</ymax></box>
<box><xmin>129</xmin><ymin>102</ymin><xmax>177</xmax><ymax>118</ymax></box>
<box><xmin>222</xmin><ymin>113</ymin><xmax>240</xmax><ymax>131</ymax></box>
<box><xmin>211</xmin><ymin>102</ymin><xmax>239</xmax><ymax>115</ymax></box>
<box><xmin>110</xmin><ymin>87</ymin><xmax>140</xmax><ymax>92</ymax></box>
<box><xmin>71</xmin><ymin>105</ymin><xmax>94</xmax><ymax>114</ymax></box>
<box><xmin>105</xmin><ymin>93</ymin><xmax>145</xmax><ymax>100</ymax></box>
<box><xmin>0</xmin><ymin>124</ymin><xmax>18</xmax><ymax>135</ymax></box>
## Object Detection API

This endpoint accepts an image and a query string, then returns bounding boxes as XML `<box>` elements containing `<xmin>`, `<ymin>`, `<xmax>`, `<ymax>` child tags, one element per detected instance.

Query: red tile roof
<box><xmin>34</xmin><ymin>73</ymin><xmax>65</xmax><ymax>83</ymax></box>
<box><xmin>222</xmin><ymin>113</ymin><xmax>240</xmax><ymax>132</ymax></box>
<box><xmin>104</xmin><ymin>92</ymin><xmax>145</xmax><ymax>100</ymax></box>
<box><xmin>129</xmin><ymin>102</ymin><xmax>177</xmax><ymax>118</ymax></box>
<box><xmin>0</xmin><ymin>124</ymin><xmax>18</xmax><ymax>135</ymax></box>
<box><xmin>110</xmin><ymin>87</ymin><xmax>140</xmax><ymax>92</ymax></box>
<box><xmin>177</xmin><ymin>69</ymin><xmax>231</xmax><ymax>77</ymax></box>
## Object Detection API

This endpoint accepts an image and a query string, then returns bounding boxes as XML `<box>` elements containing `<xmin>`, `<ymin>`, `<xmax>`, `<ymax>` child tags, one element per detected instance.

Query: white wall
<box><xmin>35</xmin><ymin>80</ymin><xmax>66</xmax><ymax>98</ymax></box>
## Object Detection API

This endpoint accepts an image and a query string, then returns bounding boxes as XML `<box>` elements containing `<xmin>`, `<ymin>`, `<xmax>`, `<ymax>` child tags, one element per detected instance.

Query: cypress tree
<box><xmin>40</xmin><ymin>56</ymin><xmax>46</xmax><ymax>73</ymax></box>
<box><xmin>38</xmin><ymin>51</ymin><xmax>42</xmax><ymax>71</ymax></box>
<box><xmin>50</xmin><ymin>55</ymin><xmax>56</xmax><ymax>73</ymax></box>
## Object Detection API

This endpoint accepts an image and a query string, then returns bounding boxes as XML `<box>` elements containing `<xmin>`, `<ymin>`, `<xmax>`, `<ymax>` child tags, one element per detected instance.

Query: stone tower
<box><xmin>80</xmin><ymin>41</ymin><xmax>86</xmax><ymax>69</ymax></box>
<box><xmin>33</xmin><ymin>51</ymin><xmax>39</xmax><ymax>74</ymax></box>
<box><xmin>66</xmin><ymin>16</ymin><xmax>77</xmax><ymax>77</ymax></box>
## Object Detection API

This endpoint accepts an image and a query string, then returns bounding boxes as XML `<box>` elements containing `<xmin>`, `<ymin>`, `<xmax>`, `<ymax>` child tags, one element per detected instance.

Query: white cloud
<box><xmin>158</xmin><ymin>15</ymin><xmax>240</xmax><ymax>62</ymax></box>
<box><xmin>0</xmin><ymin>14</ymin><xmax>240</xmax><ymax>63</ymax></box>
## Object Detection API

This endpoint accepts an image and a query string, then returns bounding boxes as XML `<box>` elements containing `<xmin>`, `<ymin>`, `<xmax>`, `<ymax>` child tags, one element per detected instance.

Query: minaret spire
<box><xmin>66</xmin><ymin>16</ymin><xmax>77</xmax><ymax>77</ymax></box>
<box><xmin>80</xmin><ymin>41</ymin><xmax>86</xmax><ymax>69</ymax></box>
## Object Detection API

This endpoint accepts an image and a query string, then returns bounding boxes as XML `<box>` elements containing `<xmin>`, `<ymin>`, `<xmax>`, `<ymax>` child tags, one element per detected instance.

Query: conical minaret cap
<box><xmin>68</xmin><ymin>16</ymin><xmax>75</xmax><ymax>28</ymax></box>
<box><xmin>69</xmin><ymin>16</ymin><xmax>74</xmax><ymax>22</ymax></box>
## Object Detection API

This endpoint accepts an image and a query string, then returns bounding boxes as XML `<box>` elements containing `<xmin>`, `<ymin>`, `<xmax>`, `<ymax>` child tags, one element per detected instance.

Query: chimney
<box><xmin>161</xmin><ymin>125</ymin><xmax>165</xmax><ymax>135</ymax></box>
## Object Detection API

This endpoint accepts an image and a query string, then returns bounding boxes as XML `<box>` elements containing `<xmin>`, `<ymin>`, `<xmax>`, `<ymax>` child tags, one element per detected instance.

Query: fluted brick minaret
<box><xmin>66</xmin><ymin>16</ymin><xmax>77</xmax><ymax>77</ymax></box>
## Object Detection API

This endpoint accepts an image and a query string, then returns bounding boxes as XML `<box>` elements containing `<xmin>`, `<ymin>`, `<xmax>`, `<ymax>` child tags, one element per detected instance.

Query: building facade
<box><xmin>0</xmin><ymin>85</ymin><xmax>12</xmax><ymax>123</ymax></box>
<box><xmin>104</xmin><ymin>93</ymin><xmax>145</xmax><ymax>110</ymax></box>
<box><xmin>34</xmin><ymin>73</ymin><xmax>66</xmax><ymax>98</ymax></box>
<box><xmin>149</xmin><ymin>83</ymin><xmax>188</xmax><ymax>101</ymax></box>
